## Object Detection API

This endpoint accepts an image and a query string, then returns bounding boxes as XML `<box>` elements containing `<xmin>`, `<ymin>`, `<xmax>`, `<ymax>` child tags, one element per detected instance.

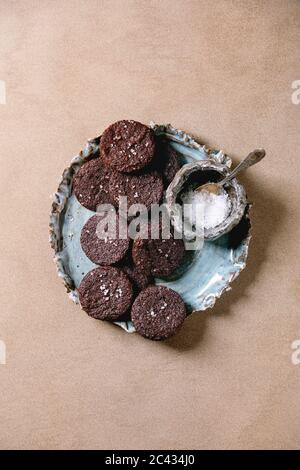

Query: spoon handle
<box><xmin>220</xmin><ymin>148</ymin><xmax>266</xmax><ymax>186</ymax></box>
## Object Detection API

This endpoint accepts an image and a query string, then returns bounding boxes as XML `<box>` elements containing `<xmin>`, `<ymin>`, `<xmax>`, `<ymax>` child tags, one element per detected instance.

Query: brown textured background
<box><xmin>0</xmin><ymin>0</ymin><xmax>299</xmax><ymax>450</ymax></box>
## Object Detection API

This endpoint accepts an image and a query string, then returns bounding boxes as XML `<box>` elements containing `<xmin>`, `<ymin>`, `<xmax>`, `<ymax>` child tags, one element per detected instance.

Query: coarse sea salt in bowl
<box><xmin>165</xmin><ymin>160</ymin><xmax>248</xmax><ymax>241</ymax></box>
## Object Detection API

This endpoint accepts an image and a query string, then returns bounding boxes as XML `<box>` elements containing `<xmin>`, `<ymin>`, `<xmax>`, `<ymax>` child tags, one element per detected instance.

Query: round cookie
<box><xmin>154</xmin><ymin>140</ymin><xmax>181</xmax><ymax>187</ymax></box>
<box><xmin>73</xmin><ymin>158</ymin><xmax>112</xmax><ymax>211</ymax></box>
<box><xmin>132</xmin><ymin>235</ymin><xmax>185</xmax><ymax>278</ymax></box>
<box><xmin>123</xmin><ymin>262</ymin><xmax>152</xmax><ymax>293</ymax></box>
<box><xmin>161</xmin><ymin>144</ymin><xmax>180</xmax><ymax>186</ymax></box>
<box><xmin>100</xmin><ymin>120</ymin><xmax>155</xmax><ymax>173</ymax></box>
<box><xmin>78</xmin><ymin>266</ymin><xmax>133</xmax><ymax>320</ymax></box>
<box><xmin>108</xmin><ymin>170</ymin><xmax>163</xmax><ymax>211</ymax></box>
<box><xmin>81</xmin><ymin>214</ymin><xmax>129</xmax><ymax>265</ymax></box>
<box><xmin>131</xmin><ymin>239</ymin><xmax>152</xmax><ymax>276</ymax></box>
<box><xmin>131</xmin><ymin>285</ymin><xmax>187</xmax><ymax>340</ymax></box>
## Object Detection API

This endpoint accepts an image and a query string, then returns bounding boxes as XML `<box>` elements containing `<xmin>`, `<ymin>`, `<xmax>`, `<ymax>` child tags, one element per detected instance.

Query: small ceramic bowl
<box><xmin>165</xmin><ymin>160</ymin><xmax>248</xmax><ymax>241</ymax></box>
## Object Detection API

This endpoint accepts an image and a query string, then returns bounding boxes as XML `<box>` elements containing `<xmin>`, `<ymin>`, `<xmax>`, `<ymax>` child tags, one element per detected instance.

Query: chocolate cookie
<box><xmin>132</xmin><ymin>234</ymin><xmax>185</xmax><ymax>278</ymax></box>
<box><xmin>123</xmin><ymin>262</ymin><xmax>152</xmax><ymax>293</ymax></box>
<box><xmin>161</xmin><ymin>144</ymin><xmax>180</xmax><ymax>186</ymax></box>
<box><xmin>73</xmin><ymin>158</ymin><xmax>112</xmax><ymax>211</ymax></box>
<box><xmin>100</xmin><ymin>120</ymin><xmax>155</xmax><ymax>173</ymax></box>
<box><xmin>108</xmin><ymin>170</ymin><xmax>163</xmax><ymax>211</ymax></box>
<box><xmin>154</xmin><ymin>140</ymin><xmax>181</xmax><ymax>187</ymax></box>
<box><xmin>78</xmin><ymin>266</ymin><xmax>133</xmax><ymax>320</ymax></box>
<box><xmin>81</xmin><ymin>214</ymin><xmax>129</xmax><ymax>265</ymax></box>
<box><xmin>131</xmin><ymin>285</ymin><xmax>187</xmax><ymax>340</ymax></box>
<box><xmin>131</xmin><ymin>239</ymin><xmax>152</xmax><ymax>276</ymax></box>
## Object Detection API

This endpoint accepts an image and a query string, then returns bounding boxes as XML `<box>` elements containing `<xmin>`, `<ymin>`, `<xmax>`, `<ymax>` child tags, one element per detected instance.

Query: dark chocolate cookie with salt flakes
<box><xmin>108</xmin><ymin>170</ymin><xmax>164</xmax><ymax>211</ymax></box>
<box><xmin>123</xmin><ymin>262</ymin><xmax>153</xmax><ymax>293</ymax></box>
<box><xmin>153</xmin><ymin>139</ymin><xmax>181</xmax><ymax>187</ymax></box>
<box><xmin>78</xmin><ymin>266</ymin><xmax>133</xmax><ymax>321</ymax></box>
<box><xmin>73</xmin><ymin>158</ymin><xmax>112</xmax><ymax>211</ymax></box>
<box><xmin>100</xmin><ymin>120</ymin><xmax>155</xmax><ymax>173</ymax></box>
<box><xmin>80</xmin><ymin>214</ymin><xmax>129</xmax><ymax>265</ymax></box>
<box><xmin>132</xmin><ymin>234</ymin><xmax>185</xmax><ymax>278</ymax></box>
<box><xmin>131</xmin><ymin>239</ymin><xmax>152</xmax><ymax>276</ymax></box>
<box><xmin>131</xmin><ymin>285</ymin><xmax>187</xmax><ymax>340</ymax></box>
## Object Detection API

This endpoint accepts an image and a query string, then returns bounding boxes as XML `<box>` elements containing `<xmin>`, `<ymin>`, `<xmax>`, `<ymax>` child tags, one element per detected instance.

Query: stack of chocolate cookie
<box><xmin>73</xmin><ymin>120</ymin><xmax>187</xmax><ymax>340</ymax></box>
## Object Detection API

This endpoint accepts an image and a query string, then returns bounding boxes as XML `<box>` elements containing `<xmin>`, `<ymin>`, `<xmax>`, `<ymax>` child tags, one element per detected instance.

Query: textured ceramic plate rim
<box><xmin>49</xmin><ymin>123</ymin><xmax>251</xmax><ymax>333</ymax></box>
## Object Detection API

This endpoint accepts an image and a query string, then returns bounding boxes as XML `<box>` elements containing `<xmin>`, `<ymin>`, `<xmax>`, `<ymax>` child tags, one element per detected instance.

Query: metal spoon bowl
<box><xmin>196</xmin><ymin>149</ymin><xmax>266</xmax><ymax>195</ymax></box>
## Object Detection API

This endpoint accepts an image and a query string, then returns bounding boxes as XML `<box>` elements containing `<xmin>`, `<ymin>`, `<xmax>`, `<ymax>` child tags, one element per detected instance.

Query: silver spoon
<box><xmin>196</xmin><ymin>148</ymin><xmax>266</xmax><ymax>195</ymax></box>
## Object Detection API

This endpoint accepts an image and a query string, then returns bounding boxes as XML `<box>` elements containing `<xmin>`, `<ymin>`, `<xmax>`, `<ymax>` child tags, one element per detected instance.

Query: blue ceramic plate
<box><xmin>49</xmin><ymin>124</ymin><xmax>251</xmax><ymax>332</ymax></box>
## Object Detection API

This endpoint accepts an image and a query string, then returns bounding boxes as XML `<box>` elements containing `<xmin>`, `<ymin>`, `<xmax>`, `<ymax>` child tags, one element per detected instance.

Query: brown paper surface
<box><xmin>0</xmin><ymin>0</ymin><xmax>299</xmax><ymax>450</ymax></box>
